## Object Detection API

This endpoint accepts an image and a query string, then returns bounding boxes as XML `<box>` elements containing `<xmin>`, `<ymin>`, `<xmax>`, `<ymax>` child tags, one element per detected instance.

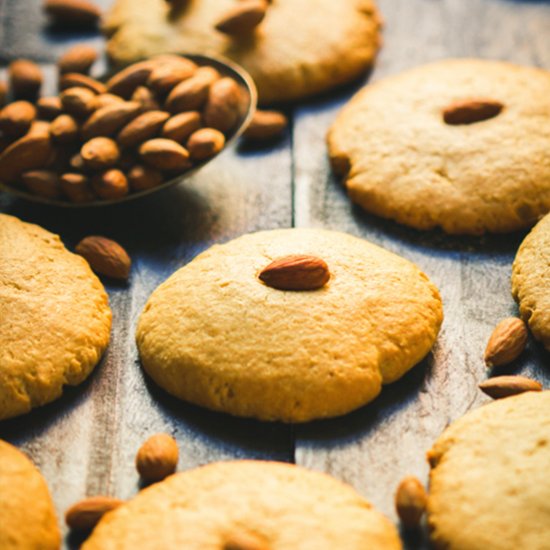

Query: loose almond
<box><xmin>21</xmin><ymin>170</ymin><xmax>61</xmax><ymax>198</ymax></box>
<box><xmin>44</xmin><ymin>0</ymin><xmax>102</xmax><ymax>27</ymax></box>
<box><xmin>395</xmin><ymin>476</ymin><xmax>427</xmax><ymax>528</ymax></box>
<box><xmin>0</xmin><ymin>101</ymin><xmax>36</xmax><ymax>137</ymax></box>
<box><xmin>215</xmin><ymin>0</ymin><xmax>268</xmax><ymax>35</ymax></box>
<box><xmin>0</xmin><ymin>133</ymin><xmax>53</xmax><ymax>183</ymax></box>
<box><xmin>9</xmin><ymin>59</ymin><xmax>43</xmax><ymax>99</ymax></box>
<box><xmin>258</xmin><ymin>255</ymin><xmax>330</xmax><ymax>291</ymax></box>
<box><xmin>91</xmin><ymin>169</ymin><xmax>129</xmax><ymax>200</ymax></box>
<box><xmin>224</xmin><ymin>530</ymin><xmax>270</xmax><ymax>550</ymax></box>
<box><xmin>443</xmin><ymin>98</ymin><xmax>504</xmax><ymax>125</ymax></box>
<box><xmin>479</xmin><ymin>375</ymin><xmax>542</xmax><ymax>399</ymax></box>
<box><xmin>165</xmin><ymin>66</ymin><xmax>219</xmax><ymax>113</ymax></box>
<box><xmin>128</xmin><ymin>165</ymin><xmax>164</xmax><ymax>191</ymax></box>
<box><xmin>60</xmin><ymin>86</ymin><xmax>97</xmax><ymax>118</ymax></box>
<box><xmin>136</xmin><ymin>433</ymin><xmax>179</xmax><ymax>483</ymax></box>
<box><xmin>60</xmin><ymin>173</ymin><xmax>95</xmax><ymax>203</ymax></box>
<box><xmin>106</xmin><ymin>61</ymin><xmax>155</xmax><ymax>99</ymax></box>
<box><xmin>139</xmin><ymin>138</ymin><xmax>191</xmax><ymax>171</ymax></box>
<box><xmin>162</xmin><ymin>111</ymin><xmax>201</xmax><ymax>143</ymax></box>
<box><xmin>187</xmin><ymin>128</ymin><xmax>225</xmax><ymax>161</ymax></box>
<box><xmin>59</xmin><ymin>73</ymin><xmax>106</xmax><ymax>95</ymax></box>
<box><xmin>484</xmin><ymin>317</ymin><xmax>528</xmax><ymax>367</ymax></box>
<box><xmin>37</xmin><ymin>96</ymin><xmax>63</xmax><ymax>120</ymax></box>
<box><xmin>117</xmin><ymin>110</ymin><xmax>170</xmax><ymax>149</ymax></box>
<box><xmin>76</xmin><ymin>235</ymin><xmax>131</xmax><ymax>279</ymax></box>
<box><xmin>58</xmin><ymin>44</ymin><xmax>98</xmax><ymax>75</ymax></box>
<box><xmin>81</xmin><ymin>137</ymin><xmax>120</xmax><ymax>169</ymax></box>
<box><xmin>65</xmin><ymin>496</ymin><xmax>123</xmax><ymax>531</ymax></box>
<box><xmin>82</xmin><ymin>101</ymin><xmax>140</xmax><ymax>140</ymax></box>
<box><xmin>242</xmin><ymin>110</ymin><xmax>287</xmax><ymax>142</ymax></box>
<box><xmin>204</xmin><ymin>77</ymin><xmax>242</xmax><ymax>133</ymax></box>
<box><xmin>50</xmin><ymin>114</ymin><xmax>79</xmax><ymax>144</ymax></box>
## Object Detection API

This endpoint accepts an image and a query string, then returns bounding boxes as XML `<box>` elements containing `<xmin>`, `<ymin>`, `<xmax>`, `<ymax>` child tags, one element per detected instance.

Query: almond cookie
<box><xmin>136</xmin><ymin>228</ymin><xmax>442</xmax><ymax>422</ymax></box>
<box><xmin>328</xmin><ymin>59</ymin><xmax>550</xmax><ymax>235</ymax></box>
<box><xmin>103</xmin><ymin>0</ymin><xmax>382</xmax><ymax>104</ymax></box>
<box><xmin>0</xmin><ymin>214</ymin><xmax>112</xmax><ymax>420</ymax></box>
<box><xmin>0</xmin><ymin>439</ymin><xmax>61</xmax><ymax>549</ymax></box>
<box><xmin>83</xmin><ymin>460</ymin><xmax>402</xmax><ymax>549</ymax></box>
<box><xmin>512</xmin><ymin>212</ymin><xmax>550</xmax><ymax>350</ymax></box>
<box><xmin>427</xmin><ymin>391</ymin><xmax>550</xmax><ymax>550</ymax></box>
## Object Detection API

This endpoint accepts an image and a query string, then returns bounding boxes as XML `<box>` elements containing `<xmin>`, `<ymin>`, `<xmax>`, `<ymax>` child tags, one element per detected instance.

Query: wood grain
<box><xmin>1</xmin><ymin>0</ymin><xmax>550</xmax><ymax>549</ymax></box>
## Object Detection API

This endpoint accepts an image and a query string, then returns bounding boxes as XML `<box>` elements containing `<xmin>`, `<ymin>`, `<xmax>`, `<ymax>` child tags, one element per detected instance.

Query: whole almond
<box><xmin>76</xmin><ymin>235</ymin><xmax>131</xmax><ymax>279</ymax></box>
<box><xmin>204</xmin><ymin>77</ymin><xmax>242</xmax><ymax>133</ymax></box>
<box><xmin>37</xmin><ymin>96</ymin><xmax>63</xmax><ymax>120</ymax></box>
<box><xmin>94</xmin><ymin>93</ymin><xmax>125</xmax><ymax>110</ymax></box>
<box><xmin>147</xmin><ymin>60</ymin><xmax>196</xmax><ymax>96</ymax></box>
<box><xmin>128</xmin><ymin>165</ymin><xmax>164</xmax><ymax>191</ymax></box>
<box><xmin>28</xmin><ymin>120</ymin><xmax>52</xmax><ymax>139</ymax></box>
<box><xmin>50</xmin><ymin>114</ymin><xmax>79</xmax><ymax>144</ymax></box>
<box><xmin>22</xmin><ymin>170</ymin><xmax>61</xmax><ymax>198</ymax></box>
<box><xmin>395</xmin><ymin>476</ymin><xmax>427</xmax><ymax>528</ymax></box>
<box><xmin>117</xmin><ymin>110</ymin><xmax>170</xmax><ymax>149</ymax></box>
<box><xmin>443</xmin><ymin>98</ymin><xmax>504</xmax><ymax>125</ymax></box>
<box><xmin>0</xmin><ymin>133</ymin><xmax>53</xmax><ymax>183</ymax></box>
<box><xmin>162</xmin><ymin>111</ymin><xmax>201</xmax><ymax>143</ymax></box>
<box><xmin>0</xmin><ymin>101</ymin><xmax>37</xmax><ymax>137</ymax></box>
<box><xmin>106</xmin><ymin>61</ymin><xmax>155</xmax><ymax>99</ymax></box>
<box><xmin>131</xmin><ymin>86</ymin><xmax>161</xmax><ymax>113</ymax></box>
<box><xmin>165</xmin><ymin>66</ymin><xmax>220</xmax><ymax>113</ymax></box>
<box><xmin>0</xmin><ymin>81</ymin><xmax>7</xmax><ymax>107</ymax></box>
<box><xmin>65</xmin><ymin>496</ymin><xmax>123</xmax><ymax>531</ymax></box>
<box><xmin>91</xmin><ymin>169</ymin><xmax>129</xmax><ymax>200</ymax></box>
<box><xmin>187</xmin><ymin>128</ymin><xmax>225</xmax><ymax>161</ymax></box>
<box><xmin>258</xmin><ymin>255</ymin><xmax>330</xmax><ymax>291</ymax></box>
<box><xmin>215</xmin><ymin>0</ymin><xmax>268</xmax><ymax>35</ymax></box>
<box><xmin>136</xmin><ymin>433</ymin><xmax>179</xmax><ymax>483</ymax></box>
<box><xmin>9</xmin><ymin>59</ymin><xmax>43</xmax><ymax>99</ymax></box>
<box><xmin>60</xmin><ymin>86</ymin><xmax>97</xmax><ymax>118</ymax></box>
<box><xmin>44</xmin><ymin>0</ymin><xmax>102</xmax><ymax>27</ymax></box>
<box><xmin>82</xmin><ymin>101</ymin><xmax>140</xmax><ymax>140</ymax></box>
<box><xmin>58</xmin><ymin>44</ymin><xmax>98</xmax><ymax>75</ymax></box>
<box><xmin>224</xmin><ymin>531</ymin><xmax>270</xmax><ymax>550</ymax></box>
<box><xmin>139</xmin><ymin>138</ymin><xmax>191</xmax><ymax>171</ymax></box>
<box><xmin>479</xmin><ymin>375</ymin><xmax>542</xmax><ymax>399</ymax></box>
<box><xmin>242</xmin><ymin>110</ymin><xmax>287</xmax><ymax>142</ymax></box>
<box><xmin>81</xmin><ymin>137</ymin><xmax>120</xmax><ymax>169</ymax></box>
<box><xmin>484</xmin><ymin>317</ymin><xmax>528</xmax><ymax>367</ymax></box>
<box><xmin>59</xmin><ymin>73</ymin><xmax>106</xmax><ymax>95</ymax></box>
<box><xmin>60</xmin><ymin>173</ymin><xmax>95</xmax><ymax>203</ymax></box>
<box><xmin>70</xmin><ymin>153</ymin><xmax>86</xmax><ymax>171</ymax></box>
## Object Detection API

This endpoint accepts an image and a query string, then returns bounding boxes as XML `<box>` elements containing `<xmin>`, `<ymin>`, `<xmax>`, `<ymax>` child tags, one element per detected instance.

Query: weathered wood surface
<box><xmin>1</xmin><ymin>0</ymin><xmax>550</xmax><ymax>548</ymax></box>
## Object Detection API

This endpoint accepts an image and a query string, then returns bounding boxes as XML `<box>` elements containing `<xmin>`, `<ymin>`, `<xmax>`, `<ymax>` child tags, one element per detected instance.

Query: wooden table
<box><xmin>1</xmin><ymin>1</ymin><xmax>550</xmax><ymax>548</ymax></box>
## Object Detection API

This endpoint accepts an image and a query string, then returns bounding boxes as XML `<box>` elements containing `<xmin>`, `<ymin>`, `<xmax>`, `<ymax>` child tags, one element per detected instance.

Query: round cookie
<box><xmin>103</xmin><ymin>0</ymin><xmax>382</xmax><ymax>104</ymax></box>
<box><xmin>0</xmin><ymin>214</ymin><xmax>112</xmax><ymax>420</ymax></box>
<box><xmin>328</xmin><ymin>59</ymin><xmax>550</xmax><ymax>235</ymax></box>
<box><xmin>0</xmin><ymin>439</ymin><xmax>60</xmax><ymax>549</ymax></box>
<box><xmin>427</xmin><ymin>391</ymin><xmax>550</xmax><ymax>550</ymax></box>
<box><xmin>136</xmin><ymin>228</ymin><xmax>442</xmax><ymax>422</ymax></box>
<box><xmin>83</xmin><ymin>460</ymin><xmax>402</xmax><ymax>549</ymax></box>
<box><xmin>512</xmin><ymin>213</ymin><xmax>550</xmax><ymax>350</ymax></box>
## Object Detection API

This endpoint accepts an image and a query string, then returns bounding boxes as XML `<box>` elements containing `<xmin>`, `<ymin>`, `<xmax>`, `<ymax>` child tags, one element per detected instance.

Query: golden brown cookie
<box><xmin>512</xmin><ymin>213</ymin><xmax>550</xmax><ymax>350</ymax></box>
<box><xmin>328</xmin><ymin>59</ymin><xmax>550</xmax><ymax>235</ymax></box>
<box><xmin>136</xmin><ymin>228</ymin><xmax>442</xmax><ymax>422</ymax></box>
<box><xmin>83</xmin><ymin>460</ymin><xmax>402</xmax><ymax>549</ymax></box>
<box><xmin>0</xmin><ymin>439</ymin><xmax>61</xmax><ymax>549</ymax></box>
<box><xmin>0</xmin><ymin>214</ymin><xmax>112</xmax><ymax>420</ymax></box>
<box><xmin>427</xmin><ymin>391</ymin><xmax>550</xmax><ymax>550</ymax></box>
<box><xmin>103</xmin><ymin>0</ymin><xmax>382</xmax><ymax>104</ymax></box>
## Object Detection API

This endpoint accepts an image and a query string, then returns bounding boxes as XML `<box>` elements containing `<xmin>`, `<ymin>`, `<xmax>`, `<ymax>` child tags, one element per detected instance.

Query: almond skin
<box><xmin>106</xmin><ymin>60</ymin><xmax>155</xmax><ymax>99</ymax></box>
<box><xmin>65</xmin><ymin>496</ymin><xmax>124</xmax><ymax>531</ymax></box>
<box><xmin>81</xmin><ymin>137</ymin><xmax>120</xmax><ymax>170</ymax></box>
<box><xmin>204</xmin><ymin>77</ymin><xmax>242</xmax><ymax>133</ymax></box>
<box><xmin>258</xmin><ymin>255</ymin><xmax>330</xmax><ymax>291</ymax></box>
<box><xmin>58</xmin><ymin>44</ymin><xmax>98</xmax><ymax>75</ymax></box>
<box><xmin>37</xmin><ymin>96</ymin><xmax>63</xmax><ymax>120</ymax></box>
<box><xmin>136</xmin><ymin>433</ymin><xmax>179</xmax><ymax>483</ymax></box>
<box><xmin>60</xmin><ymin>173</ymin><xmax>95</xmax><ymax>203</ymax></box>
<box><xmin>0</xmin><ymin>101</ymin><xmax>37</xmax><ymax>137</ymax></box>
<box><xmin>139</xmin><ymin>138</ymin><xmax>191</xmax><ymax>171</ymax></box>
<box><xmin>165</xmin><ymin>66</ymin><xmax>220</xmax><ymax>113</ymax></box>
<box><xmin>128</xmin><ymin>165</ymin><xmax>164</xmax><ymax>191</ymax></box>
<box><xmin>94</xmin><ymin>93</ymin><xmax>125</xmax><ymax>110</ymax></box>
<box><xmin>0</xmin><ymin>133</ymin><xmax>53</xmax><ymax>183</ymax></box>
<box><xmin>443</xmin><ymin>98</ymin><xmax>504</xmax><ymax>125</ymax></box>
<box><xmin>242</xmin><ymin>110</ymin><xmax>287</xmax><ymax>142</ymax></box>
<box><xmin>479</xmin><ymin>375</ymin><xmax>542</xmax><ymax>400</ymax></box>
<box><xmin>9</xmin><ymin>59</ymin><xmax>43</xmax><ymax>99</ymax></box>
<box><xmin>147</xmin><ymin>60</ymin><xmax>196</xmax><ymax>95</ymax></box>
<box><xmin>484</xmin><ymin>317</ymin><xmax>528</xmax><ymax>367</ymax></box>
<box><xmin>82</xmin><ymin>101</ymin><xmax>140</xmax><ymax>140</ymax></box>
<box><xmin>224</xmin><ymin>530</ymin><xmax>271</xmax><ymax>550</ymax></box>
<box><xmin>44</xmin><ymin>0</ymin><xmax>102</xmax><ymax>28</ymax></box>
<box><xmin>50</xmin><ymin>114</ymin><xmax>79</xmax><ymax>145</ymax></box>
<box><xmin>60</xmin><ymin>86</ymin><xmax>97</xmax><ymax>118</ymax></box>
<box><xmin>117</xmin><ymin>110</ymin><xmax>170</xmax><ymax>149</ymax></box>
<box><xmin>76</xmin><ymin>235</ymin><xmax>131</xmax><ymax>279</ymax></box>
<box><xmin>187</xmin><ymin>128</ymin><xmax>225</xmax><ymax>161</ymax></box>
<box><xmin>91</xmin><ymin>169</ymin><xmax>129</xmax><ymax>200</ymax></box>
<box><xmin>162</xmin><ymin>111</ymin><xmax>201</xmax><ymax>143</ymax></box>
<box><xmin>59</xmin><ymin>73</ymin><xmax>106</xmax><ymax>95</ymax></box>
<box><xmin>131</xmin><ymin>86</ymin><xmax>161</xmax><ymax>113</ymax></box>
<box><xmin>21</xmin><ymin>170</ymin><xmax>61</xmax><ymax>198</ymax></box>
<box><xmin>214</xmin><ymin>0</ymin><xmax>268</xmax><ymax>35</ymax></box>
<box><xmin>0</xmin><ymin>81</ymin><xmax>7</xmax><ymax>107</ymax></box>
<box><xmin>395</xmin><ymin>476</ymin><xmax>427</xmax><ymax>528</ymax></box>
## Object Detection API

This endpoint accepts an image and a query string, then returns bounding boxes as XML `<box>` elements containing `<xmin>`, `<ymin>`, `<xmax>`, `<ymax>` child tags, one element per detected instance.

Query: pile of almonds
<box><xmin>0</xmin><ymin>53</ymin><xmax>249</xmax><ymax>203</ymax></box>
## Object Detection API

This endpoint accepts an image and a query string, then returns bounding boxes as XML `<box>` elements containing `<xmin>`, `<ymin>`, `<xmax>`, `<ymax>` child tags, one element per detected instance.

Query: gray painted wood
<box><xmin>1</xmin><ymin>0</ymin><xmax>550</xmax><ymax>549</ymax></box>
